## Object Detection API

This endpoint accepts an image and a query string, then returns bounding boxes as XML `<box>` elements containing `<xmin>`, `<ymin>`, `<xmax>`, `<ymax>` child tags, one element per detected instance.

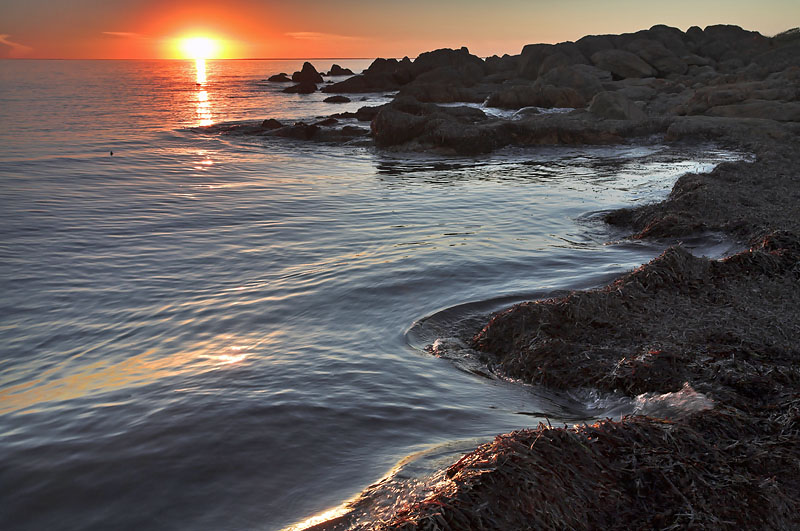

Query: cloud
<box><xmin>102</xmin><ymin>31</ymin><xmax>146</xmax><ymax>39</ymax></box>
<box><xmin>0</xmin><ymin>34</ymin><xmax>33</xmax><ymax>57</ymax></box>
<box><xmin>285</xmin><ymin>32</ymin><xmax>363</xmax><ymax>42</ymax></box>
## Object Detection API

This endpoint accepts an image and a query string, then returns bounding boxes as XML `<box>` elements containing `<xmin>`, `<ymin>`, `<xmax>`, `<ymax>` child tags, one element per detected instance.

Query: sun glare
<box><xmin>180</xmin><ymin>37</ymin><xmax>219</xmax><ymax>59</ymax></box>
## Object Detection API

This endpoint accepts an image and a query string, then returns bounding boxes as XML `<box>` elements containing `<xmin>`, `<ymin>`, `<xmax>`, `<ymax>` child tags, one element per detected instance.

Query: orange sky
<box><xmin>1</xmin><ymin>0</ymin><xmax>798</xmax><ymax>59</ymax></box>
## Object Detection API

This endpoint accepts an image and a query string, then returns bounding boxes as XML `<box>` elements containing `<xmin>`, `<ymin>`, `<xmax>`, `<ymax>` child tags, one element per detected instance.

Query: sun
<box><xmin>180</xmin><ymin>37</ymin><xmax>219</xmax><ymax>59</ymax></box>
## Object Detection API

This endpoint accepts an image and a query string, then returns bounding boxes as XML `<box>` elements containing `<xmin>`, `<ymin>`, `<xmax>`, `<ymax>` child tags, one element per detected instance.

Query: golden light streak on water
<box><xmin>197</xmin><ymin>89</ymin><xmax>212</xmax><ymax>126</ymax></box>
<box><xmin>195</xmin><ymin>58</ymin><xmax>207</xmax><ymax>84</ymax></box>
<box><xmin>0</xmin><ymin>335</ymin><xmax>265</xmax><ymax>415</ymax></box>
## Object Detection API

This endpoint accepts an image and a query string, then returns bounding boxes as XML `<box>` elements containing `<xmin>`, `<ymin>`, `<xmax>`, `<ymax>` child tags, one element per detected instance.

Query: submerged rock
<box><xmin>260</xmin><ymin>118</ymin><xmax>283</xmax><ymax>130</ymax></box>
<box><xmin>323</xmin><ymin>95</ymin><xmax>351</xmax><ymax>103</ymax></box>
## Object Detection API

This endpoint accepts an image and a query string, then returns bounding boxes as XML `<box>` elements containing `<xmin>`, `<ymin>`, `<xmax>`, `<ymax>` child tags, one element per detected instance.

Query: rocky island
<box><xmin>242</xmin><ymin>24</ymin><xmax>800</xmax><ymax>529</ymax></box>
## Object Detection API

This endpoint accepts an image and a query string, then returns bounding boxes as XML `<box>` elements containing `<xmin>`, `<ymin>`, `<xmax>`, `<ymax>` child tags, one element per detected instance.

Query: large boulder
<box><xmin>486</xmin><ymin>83</ymin><xmax>585</xmax><ymax>109</ymax></box>
<box><xmin>292</xmin><ymin>62</ymin><xmax>324</xmax><ymax>84</ymax></box>
<box><xmin>575</xmin><ymin>35</ymin><xmax>616</xmax><ymax>61</ymax></box>
<box><xmin>705</xmin><ymin>101</ymin><xmax>800</xmax><ymax>122</ymax></box>
<box><xmin>518</xmin><ymin>42</ymin><xmax>588</xmax><ymax>79</ymax></box>
<box><xmin>397</xmin><ymin>83</ymin><xmax>483</xmax><ymax>103</ymax></box>
<box><xmin>694</xmin><ymin>25</ymin><xmax>770</xmax><ymax>62</ymax></box>
<box><xmin>324</xmin><ymin>95</ymin><xmax>351</xmax><ymax>103</ymax></box>
<box><xmin>261</xmin><ymin>118</ymin><xmax>283</xmax><ymax>130</ymax></box>
<box><xmin>411</xmin><ymin>47</ymin><xmax>486</xmax><ymax>78</ymax></box>
<box><xmin>268</xmin><ymin>73</ymin><xmax>291</xmax><ymax>82</ymax></box>
<box><xmin>624</xmin><ymin>38</ymin><xmax>688</xmax><ymax>75</ymax></box>
<box><xmin>591</xmin><ymin>49</ymin><xmax>657</xmax><ymax>79</ymax></box>
<box><xmin>645</xmin><ymin>24</ymin><xmax>691</xmax><ymax>57</ymax></box>
<box><xmin>537</xmin><ymin>64</ymin><xmax>606</xmax><ymax>101</ymax></box>
<box><xmin>588</xmin><ymin>91</ymin><xmax>648</xmax><ymax>120</ymax></box>
<box><xmin>283</xmin><ymin>81</ymin><xmax>317</xmax><ymax>94</ymax></box>
<box><xmin>327</xmin><ymin>64</ymin><xmax>354</xmax><ymax>76</ymax></box>
<box><xmin>752</xmin><ymin>43</ymin><xmax>800</xmax><ymax>74</ymax></box>
<box><xmin>322</xmin><ymin>57</ymin><xmax>413</xmax><ymax>93</ymax></box>
<box><xmin>370</xmin><ymin>97</ymin><xmax>493</xmax><ymax>152</ymax></box>
<box><xmin>485</xmin><ymin>54</ymin><xmax>520</xmax><ymax>75</ymax></box>
<box><xmin>273</xmin><ymin>122</ymin><xmax>320</xmax><ymax>140</ymax></box>
<box><xmin>371</xmin><ymin>108</ymin><xmax>430</xmax><ymax>147</ymax></box>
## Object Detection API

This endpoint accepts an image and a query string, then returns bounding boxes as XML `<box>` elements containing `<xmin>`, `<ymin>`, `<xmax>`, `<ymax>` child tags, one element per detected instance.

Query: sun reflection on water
<box><xmin>196</xmin><ymin>89</ymin><xmax>212</xmax><ymax>126</ymax></box>
<box><xmin>193</xmin><ymin>59</ymin><xmax>213</xmax><ymax>126</ymax></box>
<box><xmin>195</xmin><ymin>58</ymin><xmax>207</xmax><ymax>84</ymax></box>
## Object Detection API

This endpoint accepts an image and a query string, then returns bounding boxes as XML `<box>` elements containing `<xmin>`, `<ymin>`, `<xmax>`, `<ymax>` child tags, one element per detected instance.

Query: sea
<box><xmin>0</xmin><ymin>58</ymin><xmax>744</xmax><ymax>530</ymax></box>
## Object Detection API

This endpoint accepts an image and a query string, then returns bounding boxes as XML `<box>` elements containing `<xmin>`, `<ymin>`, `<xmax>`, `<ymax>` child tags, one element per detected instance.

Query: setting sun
<box><xmin>180</xmin><ymin>36</ymin><xmax>219</xmax><ymax>59</ymax></box>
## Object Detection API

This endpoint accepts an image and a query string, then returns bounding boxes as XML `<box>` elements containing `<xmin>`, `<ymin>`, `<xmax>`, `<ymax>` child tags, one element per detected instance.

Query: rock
<box><xmin>575</xmin><ymin>35</ymin><xmax>616</xmax><ymax>61</ymax></box>
<box><xmin>283</xmin><ymin>81</ymin><xmax>317</xmax><ymax>94</ymax></box>
<box><xmin>261</xmin><ymin>118</ymin><xmax>283</xmax><ymax>130</ymax></box>
<box><xmin>411</xmin><ymin>47</ymin><xmax>486</xmax><ymax>78</ymax></box>
<box><xmin>511</xmin><ymin>106</ymin><xmax>541</xmax><ymax>120</ymax></box>
<box><xmin>752</xmin><ymin>43</ymin><xmax>800</xmax><ymax>73</ymax></box>
<box><xmin>683</xmin><ymin>54</ymin><xmax>712</xmax><ymax>67</ymax></box>
<box><xmin>537</xmin><ymin>65</ymin><xmax>605</xmax><ymax>101</ymax></box>
<box><xmin>486</xmin><ymin>85</ymin><xmax>540</xmax><ymax>109</ymax></box>
<box><xmin>518</xmin><ymin>42</ymin><xmax>588</xmax><ymax>79</ymax></box>
<box><xmin>624</xmin><ymin>38</ymin><xmax>688</xmax><ymax>75</ymax></box>
<box><xmin>268</xmin><ymin>73</ymin><xmax>291</xmax><ymax>82</ymax></box>
<box><xmin>313</xmin><ymin>117</ymin><xmax>339</xmax><ymax>127</ymax></box>
<box><xmin>355</xmin><ymin>104</ymin><xmax>388</xmax><ymax>122</ymax></box>
<box><xmin>371</xmin><ymin>108</ymin><xmax>429</xmax><ymax>147</ymax></box>
<box><xmin>588</xmin><ymin>91</ymin><xmax>648</xmax><ymax>120</ymax></box>
<box><xmin>327</xmin><ymin>64</ymin><xmax>354</xmax><ymax>76</ymax></box>
<box><xmin>397</xmin><ymin>82</ymin><xmax>482</xmax><ymax>103</ymax></box>
<box><xmin>694</xmin><ymin>25</ymin><xmax>770</xmax><ymax>63</ymax></box>
<box><xmin>486</xmin><ymin>82</ymin><xmax>585</xmax><ymax>109</ymax></box>
<box><xmin>273</xmin><ymin>122</ymin><xmax>320</xmax><ymax>140</ymax></box>
<box><xmin>706</xmin><ymin>101</ymin><xmax>800</xmax><ymax>122</ymax></box>
<box><xmin>645</xmin><ymin>24</ymin><xmax>692</xmax><ymax>57</ymax></box>
<box><xmin>591</xmin><ymin>49</ymin><xmax>657</xmax><ymax>79</ymax></box>
<box><xmin>485</xmin><ymin>54</ymin><xmax>519</xmax><ymax>75</ymax></box>
<box><xmin>324</xmin><ymin>95</ymin><xmax>351</xmax><ymax>103</ymax></box>
<box><xmin>292</xmin><ymin>62</ymin><xmax>324</xmax><ymax>83</ymax></box>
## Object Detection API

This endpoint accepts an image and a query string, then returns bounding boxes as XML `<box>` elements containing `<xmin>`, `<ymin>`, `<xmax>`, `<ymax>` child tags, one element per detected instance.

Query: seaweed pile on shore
<box><xmin>374</xmin><ymin>411</ymin><xmax>797</xmax><ymax>529</ymax></box>
<box><xmin>355</xmin><ymin>230</ymin><xmax>799</xmax><ymax>530</ymax></box>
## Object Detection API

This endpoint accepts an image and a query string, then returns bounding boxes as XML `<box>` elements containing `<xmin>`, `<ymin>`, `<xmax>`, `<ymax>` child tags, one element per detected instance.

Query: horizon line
<box><xmin>0</xmin><ymin>57</ymin><xmax>382</xmax><ymax>61</ymax></box>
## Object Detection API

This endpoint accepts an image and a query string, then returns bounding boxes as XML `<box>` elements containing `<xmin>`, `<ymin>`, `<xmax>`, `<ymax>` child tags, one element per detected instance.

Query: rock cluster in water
<box><xmin>253</xmin><ymin>24</ymin><xmax>799</xmax><ymax>157</ymax></box>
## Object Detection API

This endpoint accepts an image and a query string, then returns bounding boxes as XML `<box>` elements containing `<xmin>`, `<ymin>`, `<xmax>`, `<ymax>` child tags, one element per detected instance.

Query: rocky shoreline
<box><xmin>261</xmin><ymin>24</ymin><xmax>800</xmax><ymax>530</ymax></box>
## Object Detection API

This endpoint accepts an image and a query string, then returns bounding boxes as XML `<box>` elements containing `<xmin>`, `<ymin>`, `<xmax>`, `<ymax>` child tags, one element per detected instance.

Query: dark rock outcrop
<box><xmin>591</xmin><ymin>49</ymin><xmax>657</xmax><ymax>79</ymax></box>
<box><xmin>588</xmin><ymin>91</ymin><xmax>647</xmax><ymax>120</ymax></box>
<box><xmin>268</xmin><ymin>73</ymin><xmax>291</xmax><ymax>83</ymax></box>
<box><xmin>291</xmin><ymin>62</ymin><xmax>324</xmax><ymax>84</ymax></box>
<box><xmin>260</xmin><ymin>118</ymin><xmax>283</xmax><ymax>130</ymax></box>
<box><xmin>282</xmin><ymin>81</ymin><xmax>317</xmax><ymax>94</ymax></box>
<box><xmin>326</xmin><ymin>64</ymin><xmax>354</xmax><ymax>76</ymax></box>
<box><xmin>323</xmin><ymin>95</ymin><xmax>351</xmax><ymax>103</ymax></box>
<box><xmin>272</xmin><ymin>122</ymin><xmax>320</xmax><ymax>140</ymax></box>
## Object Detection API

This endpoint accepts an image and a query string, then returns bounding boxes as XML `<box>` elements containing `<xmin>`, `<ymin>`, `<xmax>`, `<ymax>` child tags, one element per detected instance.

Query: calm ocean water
<box><xmin>0</xmin><ymin>59</ymin><xmax>742</xmax><ymax>530</ymax></box>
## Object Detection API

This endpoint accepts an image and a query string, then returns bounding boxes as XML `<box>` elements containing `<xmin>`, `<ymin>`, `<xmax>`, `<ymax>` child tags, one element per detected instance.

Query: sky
<box><xmin>1</xmin><ymin>0</ymin><xmax>798</xmax><ymax>59</ymax></box>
